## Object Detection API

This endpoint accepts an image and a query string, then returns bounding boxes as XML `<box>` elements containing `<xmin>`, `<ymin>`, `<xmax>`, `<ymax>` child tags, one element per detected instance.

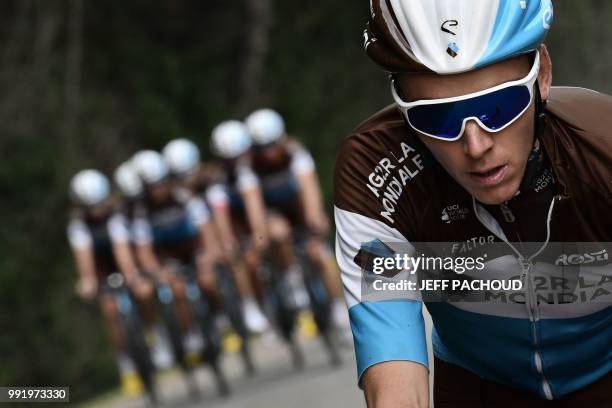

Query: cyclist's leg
<box><xmin>156</xmin><ymin>244</ymin><xmax>196</xmax><ymax>333</ymax></box>
<box><xmin>268</xmin><ymin>210</ymin><xmax>312</xmax><ymax>312</ymax></box>
<box><xmin>168</xmin><ymin>277</ymin><xmax>192</xmax><ymax>333</ymax></box>
<box><xmin>131</xmin><ymin>277</ymin><xmax>156</xmax><ymax>325</ymax></box>
<box><xmin>130</xmin><ymin>275</ymin><xmax>173</xmax><ymax>369</ymax></box>
<box><xmin>99</xmin><ymin>291</ymin><xmax>123</xmax><ymax>350</ymax></box>
<box><xmin>225</xmin><ymin>215</ymin><xmax>269</xmax><ymax>333</ymax></box>
<box><xmin>267</xmin><ymin>211</ymin><xmax>297</xmax><ymax>269</ymax></box>
<box><xmin>303</xmin><ymin>236</ymin><xmax>350</xmax><ymax>331</ymax></box>
<box><xmin>99</xmin><ymin>289</ymin><xmax>144</xmax><ymax>395</ymax></box>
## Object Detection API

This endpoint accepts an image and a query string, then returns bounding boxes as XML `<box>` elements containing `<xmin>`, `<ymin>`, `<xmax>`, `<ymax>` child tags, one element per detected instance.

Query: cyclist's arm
<box><xmin>335</xmin><ymin>207</ymin><xmax>429</xmax><ymax>407</ymax></box>
<box><xmin>363</xmin><ymin>362</ymin><xmax>429</xmax><ymax>408</ymax></box>
<box><xmin>131</xmin><ymin>216</ymin><xmax>163</xmax><ymax>278</ymax></box>
<box><xmin>237</xmin><ymin>166</ymin><xmax>268</xmax><ymax>248</ymax></box>
<box><xmin>67</xmin><ymin>219</ymin><xmax>97</xmax><ymax>281</ymax></box>
<box><xmin>206</xmin><ymin>185</ymin><xmax>238</xmax><ymax>254</ymax></box>
<box><xmin>290</xmin><ymin>146</ymin><xmax>326</xmax><ymax>229</ymax></box>
<box><xmin>108</xmin><ymin>214</ymin><xmax>139</xmax><ymax>282</ymax></box>
<box><xmin>185</xmin><ymin>195</ymin><xmax>220</xmax><ymax>259</ymax></box>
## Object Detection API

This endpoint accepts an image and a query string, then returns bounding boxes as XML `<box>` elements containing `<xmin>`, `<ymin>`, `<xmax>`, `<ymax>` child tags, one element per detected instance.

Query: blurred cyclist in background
<box><xmin>114</xmin><ymin>161</ymin><xmax>145</xmax><ymax>218</ymax></box>
<box><xmin>207</xmin><ymin>121</ymin><xmax>271</xmax><ymax>305</ymax></box>
<box><xmin>67</xmin><ymin>169</ymin><xmax>153</xmax><ymax>394</ymax></box>
<box><xmin>162</xmin><ymin>138</ymin><xmax>269</xmax><ymax>334</ymax></box>
<box><xmin>245</xmin><ymin>109</ymin><xmax>349</xmax><ymax>331</ymax></box>
<box><xmin>113</xmin><ymin>160</ymin><xmax>174</xmax><ymax>370</ymax></box>
<box><xmin>130</xmin><ymin>150</ymin><xmax>217</xmax><ymax>358</ymax></box>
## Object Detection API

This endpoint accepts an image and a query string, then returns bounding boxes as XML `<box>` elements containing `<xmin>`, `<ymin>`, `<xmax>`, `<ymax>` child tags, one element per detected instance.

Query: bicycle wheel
<box><xmin>298</xmin><ymin>251</ymin><xmax>342</xmax><ymax>367</ymax></box>
<box><xmin>215</xmin><ymin>264</ymin><xmax>256</xmax><ymax>375</ymax></box>
<box><xmin>263</xmin><ymin>261</ymin><xmax>304</xmax><ymax>370</ymax></box>
<box><xmin>115</xmin><ymin>289</ymin><xmax>159</xmax><ymax>404</ymax></box>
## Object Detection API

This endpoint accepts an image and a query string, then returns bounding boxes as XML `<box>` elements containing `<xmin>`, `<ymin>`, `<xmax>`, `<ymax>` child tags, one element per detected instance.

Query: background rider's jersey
<box><xmin>334</xmin><ymin>87</ymin><xmax>612</xmax><ymax>400</ymax></box>
<box><xmin>190</xmin><ymin>167</ymin><xmax>230</xmax><ymax>212</ymax></box>
<box><xmin>206</xmin><ymin>160</ymin><xmax>260</xmax><ymax>214</ymax></box>
<box><xmin>251</xmin><ymin>139</ymin><xmax>315</xmax><ymax>208</ymax></box>
<box><xmin>131</xmin><ymin>188</ymin><xmax>209</xmax><ymax>247</ymax></box>
<box><xmin>67</xmin><ymin>208</ymin><xmax>131</xmax><ymax>278</ymax></box>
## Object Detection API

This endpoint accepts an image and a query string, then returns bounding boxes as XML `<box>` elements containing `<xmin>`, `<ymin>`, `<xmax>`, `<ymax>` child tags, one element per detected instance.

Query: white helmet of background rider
<box><xmin>210</xmin><ymin>120</ymin><xmax>252</xmax><ymax>159</ymax></box>
<box><xmin>131</xmin><ymin>150</ymin><xmax>169</xmax><ymax>185</ymax></box>
<box><xmin>365</xmin><ymin>0</ymin><xmax>553</xmax><ymax>74</ymax></box>
<box><xmin>70</xmin><ymin>169</ymin><xmax>111</xmax><ymax>206</ymax></box>
<box><xmin>162</xmin><ymin>138</ymin><xmax>200</xmax><ymax>176</ymax></box>
<box><xmin>245</xmin><ymin>109</ymin><xmax>285</xmax><ymax>146</ymax></box>
<box><xmin>113</xmin><ymin>161</ymin><xmax>143</xmax><ymax>198</ymax></box>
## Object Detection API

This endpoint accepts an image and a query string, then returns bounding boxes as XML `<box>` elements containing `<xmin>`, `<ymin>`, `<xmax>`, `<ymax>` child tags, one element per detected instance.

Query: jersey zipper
<box><xmin>518</xmin><ymin>258</ymin><xmax>554</xmax><ymax>400</ymax></box>
<box><xmin>473</xmin><ymin>195</ymin><xmax>560</xmax><ymax>400</ymax></box>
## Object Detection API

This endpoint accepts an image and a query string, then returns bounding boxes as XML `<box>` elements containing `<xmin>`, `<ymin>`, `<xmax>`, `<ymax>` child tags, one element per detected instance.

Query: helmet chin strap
<box><xmin>516</xmin><ymin>81</ymin><xmax>548</xmax><ymax>196</ymax></box>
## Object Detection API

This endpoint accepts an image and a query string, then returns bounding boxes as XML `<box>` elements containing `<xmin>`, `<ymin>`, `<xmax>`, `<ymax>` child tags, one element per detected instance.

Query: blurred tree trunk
<box><xmin>62</xmin><ymin>0</ymin><xmax>83</xmax><ymax>164</ymax></box>
<box><xmin>236</xmin><ymin>0</ymin><xmax>272</xmax><ymax>115</ymax></box>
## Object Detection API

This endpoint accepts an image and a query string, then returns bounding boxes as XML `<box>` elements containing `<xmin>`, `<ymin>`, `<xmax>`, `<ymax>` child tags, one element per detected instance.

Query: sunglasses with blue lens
<box><xmin>392</xmin><ymin>51</ymin><xmax>540</xmax><ymax>141</ymax></box>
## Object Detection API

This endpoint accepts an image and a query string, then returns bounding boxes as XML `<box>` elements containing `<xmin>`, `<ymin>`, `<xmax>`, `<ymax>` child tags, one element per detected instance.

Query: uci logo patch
<box><xmin>441</xmin><ymin>204</ymin><xmax>469</xmax><ymax>224</ymax></box>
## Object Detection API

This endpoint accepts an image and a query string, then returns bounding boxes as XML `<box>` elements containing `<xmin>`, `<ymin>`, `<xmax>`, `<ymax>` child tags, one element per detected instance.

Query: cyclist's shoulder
<box><xmin>335</xmin><ymin>105</ymin><xmax>434</xmax><ymax>226</ymax></box>
<box><xmin>284</xmin><ymin>137</ymin><xmax>306</xmax><ymax>151</ymax></box>
<box><xmin>336</xmin><ymin>105</ymin><xmax>422</xmax><ymax>169</ymax></box>
<box><xmin>547</xmin><ymin>86</ymin><xmax>612</xmax><ymax>132</ymax></box>
<box><xmin>545</xmin><ymin>87</ymin><xmax>612</xmax><ymax>201</ymax></box>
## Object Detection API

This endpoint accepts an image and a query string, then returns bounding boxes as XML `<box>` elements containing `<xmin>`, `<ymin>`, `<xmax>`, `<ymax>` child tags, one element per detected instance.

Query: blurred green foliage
<box><xmin>1</xmin><ymin>0</ymin><xmax>611</xmax><ymax>401</ymax></box>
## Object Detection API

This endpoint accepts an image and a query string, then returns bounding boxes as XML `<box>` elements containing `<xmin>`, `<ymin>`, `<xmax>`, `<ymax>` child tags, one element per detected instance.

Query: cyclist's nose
<box><xmin>462</xmin><ymin>120</ymin><xmax>494</xmax><ymax>159</ymax></box>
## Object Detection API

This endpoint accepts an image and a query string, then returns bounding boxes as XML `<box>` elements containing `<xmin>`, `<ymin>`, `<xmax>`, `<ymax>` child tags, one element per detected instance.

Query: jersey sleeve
<box><xmin>289</xmin><ymin>143</ymin><xmax>316</xmax><ymax>176</ymax></box>
<box><xmin>185</xmin><ymin>196</ymin><xmax>210</xmax><ymax>226</ymax></box>
<box><xmin>67</xmin><ymin>218</ymin><xmax>92</xmax><ymax>250</ymax></box>
<box><xmin>205</xmin><ymin>184</ymin><xmax>229</xmax><ymax>209</ymax></box>
<box><xmin>334</xmin><ymin>126</ymin><xmax>429</xmax><ymax>384</ymax></box>
<box><xmin>236</xmin><ymin>164</ymin><xmax>259</xmax><ymax>192</ymax></box>
<box><xmin>107</xmin><ymin>213</ymin><xmax>130</xmax><ymax>244</ymax></box>
<box><xmin>131</xmin><ymin>206</ymin><xmax>153</xmax><ymax>245</ymax></box>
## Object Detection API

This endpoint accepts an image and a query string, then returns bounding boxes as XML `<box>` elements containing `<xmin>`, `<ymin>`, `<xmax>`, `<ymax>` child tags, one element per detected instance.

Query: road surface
<box><xmin>86</xmin><ymin>308</ymin><xmax>434</xmax><ymax>408</ymax></box>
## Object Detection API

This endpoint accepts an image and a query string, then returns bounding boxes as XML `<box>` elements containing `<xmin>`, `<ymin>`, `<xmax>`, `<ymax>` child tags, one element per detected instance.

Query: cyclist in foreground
<box><xmin>334</xmin><ymin>1</ymin><xmax>611</xmax><ymax>407</ymax></box>
<box><xmin>67</xmin><ymin>169</ymin><xmax>153</xmax><ymax>395</ymax></box>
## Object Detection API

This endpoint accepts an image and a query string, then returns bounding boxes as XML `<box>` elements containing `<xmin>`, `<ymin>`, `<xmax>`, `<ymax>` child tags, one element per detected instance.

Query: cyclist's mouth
<box><xmin>468</xmin><ymin>164</ymin><xmax>508</xmax><ymax>186</ymax></box>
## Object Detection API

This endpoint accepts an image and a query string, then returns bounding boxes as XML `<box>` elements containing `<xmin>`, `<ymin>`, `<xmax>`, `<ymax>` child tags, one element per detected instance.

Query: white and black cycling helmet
<box><xmin>113</xmin><ymin>161</ymin><xmax>143</xmax><ymax>198</ymax></box>
<box><xmin>245</xmin><ymin>109</ymin><xmax>286</xmax><ymax>146</ymax></box>
<box><xmin>131</xmin><ymin>150</ymin><xmax>169</xmax><ymax>185</ymax></box>
<box><xmin>70</xmin><ymin>169</ymin><xmax>111</xmax><ymax>206</ymax></box>
<box><xmin>210</xmin><ymin>120</ymin><xmax>252</xmax><ymax>159</ymax></box>
<box><xmin>162</xmin><ymin>138</ymin><xmax>201</xmax><ymax>176</ymax></box>
<box><xmin>365</xmin><ymin>0</ymin><xmax>553</xmax><ymax>74</ymax></box>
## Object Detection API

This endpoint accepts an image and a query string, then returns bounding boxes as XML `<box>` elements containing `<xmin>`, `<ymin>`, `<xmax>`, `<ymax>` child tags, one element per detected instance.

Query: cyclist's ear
<box><xmin>537</xmin><ymin>44</ymin><xmax>552</xmax><ymax>101</ymax></box>
<box><xmin>390</xmin><ymin>74</ymin><xmax>406</xmax><ymax>101</ymax></box>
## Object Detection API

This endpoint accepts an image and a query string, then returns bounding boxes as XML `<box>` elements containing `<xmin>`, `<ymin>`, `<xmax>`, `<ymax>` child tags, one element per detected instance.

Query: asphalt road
<box><xmin>86</xmin><ymin>308</ymin><xmax>434</xmax><ymax>408</ymax></box>
<box><xmin>86</xmin><ymin>335</ymin><xmax>366</xmax><ymax>408</ymax></box>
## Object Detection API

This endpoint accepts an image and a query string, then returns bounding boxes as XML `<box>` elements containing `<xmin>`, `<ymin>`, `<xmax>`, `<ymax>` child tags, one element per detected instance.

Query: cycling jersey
<box><xmin>251</xmin><ymin>139</ymin><xmax>315</xmax><ymax>227</ymax></box>
<box><xmin>131</xmin><ymin>189</ymin><xmax>209</xmax><ymax>261</ymax></box>
<box><xmin>206</xmin><ymin>160</ymin><xmax>259</xmax><ymax>215</ymax></box>
<box><xmin>188</xmin><ymin>167</ymin><xmax>230</xmax><ymax>212</ymax></box>
<box><xmin>251</xmin><ymin>139</ymin><xmax>315</xmax><ymax>208</ymax></box>
<box><xmin>334</xmin><ymin>87</ymin><xmax>612</xmax><ymax>400</ymax></box>
<box><xmin>67</xmin><ymin>209</ymin><xmax>131</xmax><ymax>278</ymax></box>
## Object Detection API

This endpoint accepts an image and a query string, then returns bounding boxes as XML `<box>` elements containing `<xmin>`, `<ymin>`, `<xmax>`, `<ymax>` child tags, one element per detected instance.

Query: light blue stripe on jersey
<box><xmin>539</xmin><ymin>306</ymin><xmax>612</xmax><ymax>397</ymax></box>
<box><xmin>477</xmin><ymin>0</ymin><xmax>552</xmax><ymax>69</ymax></box>
<box><xmin>428</xmin><ymin>302</ymin><xmax>539</xmax><ymax>395</ymax></box>
<box><xmin>349</xmin><ymin>299</ymin><xmax>428</xmax><ymax>382</ymax></box>
<box><xmin>428</xmin><ymin>302</ymin><xmax>612</xmax><ymax>399</ymax></box>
